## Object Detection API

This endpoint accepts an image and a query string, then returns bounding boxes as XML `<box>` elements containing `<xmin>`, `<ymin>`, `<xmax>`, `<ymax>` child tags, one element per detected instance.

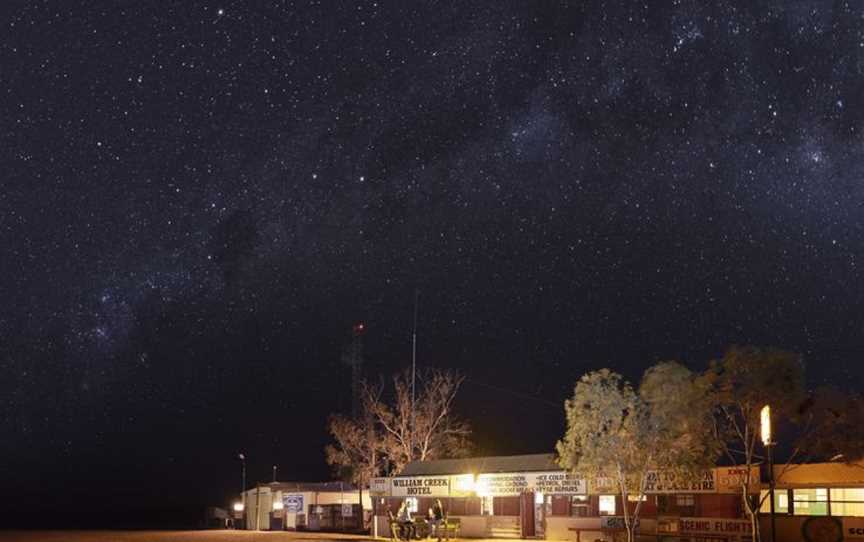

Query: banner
<box><xmin>643</xmin><ymin>470</ymin><xmax>716</xmax><ymax>493</ymax></box>
<box><xmin>475</xmin><ymin>471</ymin><xmax>586</xmax><ymax>496</ymax></box>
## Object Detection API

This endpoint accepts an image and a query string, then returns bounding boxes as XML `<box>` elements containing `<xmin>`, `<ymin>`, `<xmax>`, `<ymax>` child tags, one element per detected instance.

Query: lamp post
<box><xmin>238</xmin><ymin>453</ymin><xmax>247</xmax><ymax>529</ymax></box>
<box><xmin>761</xmin><ymin>405</ymin><xmax>776</xmax><ymax>542</ymax></box>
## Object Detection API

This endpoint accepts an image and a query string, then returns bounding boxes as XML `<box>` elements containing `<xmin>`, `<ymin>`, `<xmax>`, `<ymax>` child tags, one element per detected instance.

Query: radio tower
<box><xmin>341</xmin><ymin>322</ymin><xmax>366</xmax><ymax>417</ymax></box>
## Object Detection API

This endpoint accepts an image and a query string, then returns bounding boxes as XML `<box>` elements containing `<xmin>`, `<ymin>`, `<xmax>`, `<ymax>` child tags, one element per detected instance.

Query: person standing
<box><xmin>430</xmin><ymin>499</ymin><xmax>446</xmax><ymax>542</ymax></box>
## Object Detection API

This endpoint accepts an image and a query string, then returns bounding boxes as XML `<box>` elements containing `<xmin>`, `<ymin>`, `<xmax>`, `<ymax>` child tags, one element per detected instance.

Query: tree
<box><xmin>370</xmin><ymin>368</ymin><xmax>472</xmax><ymax>473</ymax></box>
<box><xmin>801</xmin><ymin>386</ymin><xmax>864</xmax><ymax>463</ymax></box>
<box><xmin>706</xmin><ymin>345</ymin><xmax>806</xmax><ymax>541</ymax></box>
<box><xmin>557</xmin><ymin>363</ymin><xmax>717</xmax><ymax>542</ymax></box>
<box><xmin>326</xmin><ymin>368</ymin><xmax>472</xmax><ymax>499</ymax></box>
<box><xmin>325</xmin><ymin>382</ymin><xmax>387</xmax><ymax>512</ymax></box>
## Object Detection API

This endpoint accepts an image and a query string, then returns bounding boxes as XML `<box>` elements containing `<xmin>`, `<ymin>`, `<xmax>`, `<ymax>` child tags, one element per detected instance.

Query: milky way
<box><xmin>1</xmin><ymin>0</ymin><xmax>863</xmax><ymax>525</ymax></box>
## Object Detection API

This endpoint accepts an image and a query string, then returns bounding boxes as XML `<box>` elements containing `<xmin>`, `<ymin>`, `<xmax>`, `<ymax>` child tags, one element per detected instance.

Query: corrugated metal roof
<box><xmin>265</xmin><ymin>481</ymin><xmax>359</xmax><ymax>492</ymax></box>
<box><xmin>397</xmin><ymin>454</ymin><xmax>560</xmax><ymax>476</ymax></box>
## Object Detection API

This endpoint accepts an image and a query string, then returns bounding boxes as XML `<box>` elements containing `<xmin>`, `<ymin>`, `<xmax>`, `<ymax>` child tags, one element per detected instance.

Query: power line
<box><xmin>464</xmin><ymin>378</ymin><xmax>562</xmax><ymax>410</ymax></box>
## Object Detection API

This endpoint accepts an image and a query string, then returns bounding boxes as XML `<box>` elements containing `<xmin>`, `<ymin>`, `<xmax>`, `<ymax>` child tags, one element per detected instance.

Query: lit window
<box><xmin>830</xmin><ymin>488</ymin><xmax>864</xmax><ymax>517</ymax></box>
<box><xmin>628</xmin><ymin>494</ymin><xmax>647</xmax><ymax>502</ymax></box>
<box><xmin>599</xmin><ymin>495</ymin><xmax>616</xmax><ymax>515</ymax></box>
<box><xmin>406</xmin><ymin>498</ymin><xmax>419</xmax><ymax>514</ymax></box>
<box><xmin>760</xmin><ymin>490</ymin><xmax>789</xmax><ymax>514</ymax></box>
<box><xmin>793</xmin><ymin>489</ymin><xmax>828</xmax><ymax>516</ymax></box>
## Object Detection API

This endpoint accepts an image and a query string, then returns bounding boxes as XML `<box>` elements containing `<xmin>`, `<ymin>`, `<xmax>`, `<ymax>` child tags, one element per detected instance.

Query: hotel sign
<box><xmin>391</xmin><ymin>476</ymin><xmax>450</xmax><ymax>497</ymax></box>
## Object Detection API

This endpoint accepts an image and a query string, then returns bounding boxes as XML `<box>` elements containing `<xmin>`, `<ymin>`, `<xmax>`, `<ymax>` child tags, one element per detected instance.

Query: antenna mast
<box><xmin>412</xmin><ymin>290</ymin><xmax>419</xmax><ymax>410</ymax></box>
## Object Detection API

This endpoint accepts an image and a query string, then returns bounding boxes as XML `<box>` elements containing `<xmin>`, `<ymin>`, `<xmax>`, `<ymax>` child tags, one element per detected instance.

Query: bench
<box><xmin>436</xmin><ymin>518</ymin><xmax>460</xmax><ymax>540</ymax></box>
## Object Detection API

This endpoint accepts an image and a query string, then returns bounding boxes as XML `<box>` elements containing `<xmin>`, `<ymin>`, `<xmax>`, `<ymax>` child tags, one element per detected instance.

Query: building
<box><xmin>758</xmin><ymin>460</ymin><xmax>864</xmax><ymax>542</ymax></box>
<box><xmin>239</xmin><ymin>481</ymin><xmax>372</xmax><ymax>531</ymax></box>
<box><xmin>370</xmin><ymin>454</ymin><xmax>759</xmax><ymax>542</ymax></box>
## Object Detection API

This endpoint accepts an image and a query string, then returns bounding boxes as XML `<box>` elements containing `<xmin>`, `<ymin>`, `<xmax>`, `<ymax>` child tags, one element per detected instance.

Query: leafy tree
<box><xmin>707</xmin><ymin>345</ymin><xmax>864</xmax><ymax>541</ymax></box>
<box><xmin>557</xmin><ymin>363</ymin><xmax>716</xmax><ymax>542</ymax></box>
<box><xmin>706</xmin><ymin>345</ymin><xmax>806</xmax><ymax>541</ymax></box>
<box><xmin>801</xmin><ymin>386</ymin><xmax>864</xmax><ymax>463</ymax></box>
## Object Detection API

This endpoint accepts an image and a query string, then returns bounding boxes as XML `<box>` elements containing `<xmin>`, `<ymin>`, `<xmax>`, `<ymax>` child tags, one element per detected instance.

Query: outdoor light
<box><xmin>453</xmin><ymin>473</ymin><xmax>476</xmax><ymax>493</ymax></box>
<box><xmin>761</xmin><ymin>403</ymin><xmax>777</xmax><ymax>542</ymax></box>
<box><xmin>233</xmin><ymin>502</ymin><xmax>245</xmax><ymax>512</ymax></box>
<box><xmin>760</xmin><ymin>404</ymin><xmax>772</xmax><ymax>445</ymax></box>
<box><xmin>273</xmin><ymin>500</ymin><xmax>284</xmax><ymax>511</ymax></box>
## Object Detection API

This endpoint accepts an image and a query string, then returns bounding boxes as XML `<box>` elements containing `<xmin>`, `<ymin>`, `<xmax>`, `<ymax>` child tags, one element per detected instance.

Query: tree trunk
<box><xmin>743</xmin><ymin>484</ymin><xmax>760</xmax><ymax>542</ymax></box>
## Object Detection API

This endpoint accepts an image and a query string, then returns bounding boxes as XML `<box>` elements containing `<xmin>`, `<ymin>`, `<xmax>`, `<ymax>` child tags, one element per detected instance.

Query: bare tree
<box><xmin>370</xmin><ymin>368</ymin><xmax>472</xmax><ymax>473</ymax></box>
<box><xmin>326</xmin><ymin>381</ymin><xmax>387</xmax><ymax>509</ymax></box>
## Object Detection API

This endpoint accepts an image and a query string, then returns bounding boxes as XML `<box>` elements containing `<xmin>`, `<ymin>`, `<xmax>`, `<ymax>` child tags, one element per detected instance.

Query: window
<box><xmin>676</xmin><ymin>495</ymin><xmax>695</xmax><ymax>506</ymax></box>
<box><xmin>628</xmin><ymin>494</ymin><xmax>647</xmax><ymax>502</ymax></box>
<box><xmin>599</xmin><ymin>495</ymin><xmax>616</xmax><ymax>515</ymax></box>
<box><xmin>406</xmin><ymin>498</ymin><xmax>419</xmax><ymax>514</ymax></box>
<box><xmin>830</xmin><ymin>488</ymin><xmax>864</xmax><ymax>517</ymax></box>
<box><xmin>793</xmin><ymin>488</ymin><xmax>828</xmax><ymax>516</ymax></box>
<box><xmin>571</xmin><ymin>495</ymin><xmax>589</xmax><ymax>517</ymax></box>
<box><xmin>760</xmin><ymin>490</ymin><xmax>789</xmax><ymax>514</ymax></box>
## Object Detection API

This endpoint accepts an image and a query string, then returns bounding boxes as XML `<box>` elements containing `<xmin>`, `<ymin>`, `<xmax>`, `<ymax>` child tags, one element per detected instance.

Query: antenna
<box><xmin>412</xmin><ymin>290</ymin><xmax>419</xmax><ymax>410</ymax></box>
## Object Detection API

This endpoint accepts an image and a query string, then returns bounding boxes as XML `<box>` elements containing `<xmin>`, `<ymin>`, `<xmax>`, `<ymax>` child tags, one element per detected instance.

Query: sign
<box><xmin>534</xmin><ymin>471</ymin><xmax>587</xmax><ymax>495</ymax></box>
<box><xmin>678</xmin><ymin>518</ymin><xmax>753</xmax><ymax>536</ymax></box>
<box><xmin>283</xmin><ymin>494</ymin><xmax>304</xmax><ymax>514</ymax></box>
<box><xmin>475</xmin><ymin>471</ymin><xmax>587</xmax><ymax>496</ymax></box>
<box><xmin>716</xmin><ymin>467</ymin><xmax>760</xmax><ymax>494</ymax></box>
<box><xmin>644</xmin><ymin>470</ymin><xmax>716</xmax><ymax>493</ymax></box>
<box><xmin>845</xmin><ymin>517</ymin><xmax>864</xmax><ymax>539</ymax></box>
<box><xmin>803</xmin><ymin>517</ymin><xmax>842</xmax><ymax>542</ymax></box>
<box><xmin>342</xmin><ymin>503</ymin><xmax>353</xmax><ymax>517</ymax></box>
<box><xmin>391</xmin><ymin>476</ymin><xmax>450</xmax><ymax>497</ymax></box>
<box><xmin>370</xmin><ymin>478</ymin><xmax>390</xmax><ymax>496</ymax></box>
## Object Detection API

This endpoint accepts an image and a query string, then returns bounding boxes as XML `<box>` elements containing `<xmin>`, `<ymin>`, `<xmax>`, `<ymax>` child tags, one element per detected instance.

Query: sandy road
<box><xmin>0</xmin><ymin>531</ymin><xmax>376</xmax><ymax>542</ymax></box>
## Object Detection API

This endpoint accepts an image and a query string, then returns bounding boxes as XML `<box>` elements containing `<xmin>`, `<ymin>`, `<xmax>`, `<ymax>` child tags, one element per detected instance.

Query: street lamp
<box><xmin>761</xmin><ymin>405</ymin><xmax>776</xmax><ymax>542</ymax></box>
<box><xmin>238</xmin><ymin>453</ymin><xmax>247</xmax><ymax>529</ymax></box>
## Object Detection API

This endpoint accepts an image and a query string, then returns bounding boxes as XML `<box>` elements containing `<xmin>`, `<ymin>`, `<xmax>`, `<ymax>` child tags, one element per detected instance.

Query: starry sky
<box><xmin>2</xmin><ymin>0</ymin><xmax>864</xmax><ymax>528</ymax></box>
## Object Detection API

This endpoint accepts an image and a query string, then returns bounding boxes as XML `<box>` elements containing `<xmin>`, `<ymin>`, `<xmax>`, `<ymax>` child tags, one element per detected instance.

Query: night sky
<box><xmin>3</xmin><ymin>0</ymin><xmax>864</xmax><ymax>528</ymax></box>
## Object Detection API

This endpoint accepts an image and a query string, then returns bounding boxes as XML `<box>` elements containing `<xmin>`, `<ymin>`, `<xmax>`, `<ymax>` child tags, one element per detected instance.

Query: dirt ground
<box><xmin>0</xmin><ymin>531</ymin><xmax>377</xmax><ymax>542</ymax></box>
